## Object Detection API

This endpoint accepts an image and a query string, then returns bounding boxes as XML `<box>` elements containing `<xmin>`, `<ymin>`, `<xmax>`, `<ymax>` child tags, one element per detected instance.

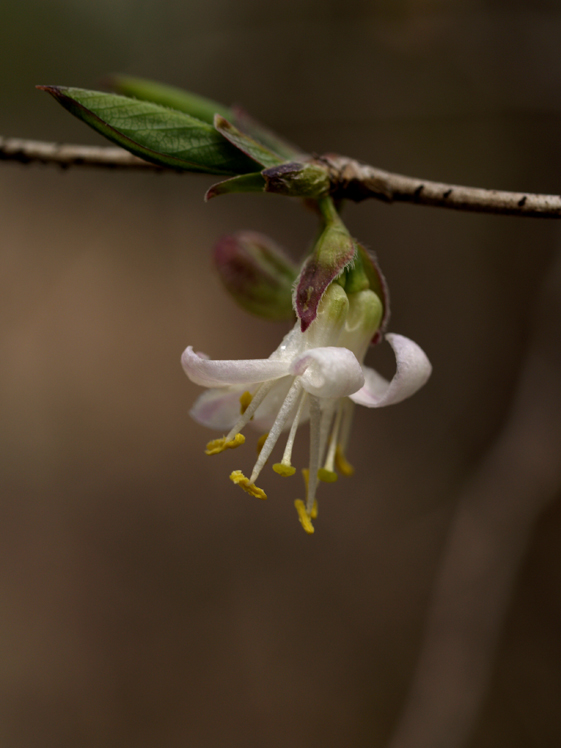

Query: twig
<box><xmin>2</xmin><ymin>135</ymin><xmax>561</xmax><ymax>217</ymax></box>
<box><xmin>0</xmin><ymin>136</ymin><xmax>164</xmax><ymax>171</ymax></box>
<box><xmin>323</xmin><ymin>155</ymin><xmax>561</xmax><ymax>217</ymax></box>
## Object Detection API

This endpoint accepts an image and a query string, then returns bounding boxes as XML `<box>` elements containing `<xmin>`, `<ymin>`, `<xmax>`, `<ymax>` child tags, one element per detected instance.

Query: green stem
<box><xmin>316</xmin><ymin>197</ymin><xmax>342</xmax><ymax>226</ymax></box>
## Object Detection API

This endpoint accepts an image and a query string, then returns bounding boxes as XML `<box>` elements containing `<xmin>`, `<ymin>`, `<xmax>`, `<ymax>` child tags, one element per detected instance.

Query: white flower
<box><xmin>181</xmin><ymin>284</ymin><xmax>431</xmax><ymax>533</ymax></box>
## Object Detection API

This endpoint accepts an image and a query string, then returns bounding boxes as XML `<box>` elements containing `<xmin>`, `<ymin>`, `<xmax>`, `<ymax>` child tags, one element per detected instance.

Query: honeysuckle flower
<box><xmin>182</xmin><ymin>282</ymin><xmax>432</xmax><ymax>534</ymax></box>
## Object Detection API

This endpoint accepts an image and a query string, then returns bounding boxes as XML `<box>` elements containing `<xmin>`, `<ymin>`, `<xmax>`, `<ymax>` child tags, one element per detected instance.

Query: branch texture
<box><xmin>2</xmin><ymin>135</ymin><xmax>561</xmax><ymax>217</ymax></box>
<box><xmin>323</xmin><ymin>155</ymin><xmax>561</xmax><ymax>218</ymax></box>
<box><xmin>0</xmin><ymin>136</ymin><xmax>164</xmax><ymax>171</ymax></box>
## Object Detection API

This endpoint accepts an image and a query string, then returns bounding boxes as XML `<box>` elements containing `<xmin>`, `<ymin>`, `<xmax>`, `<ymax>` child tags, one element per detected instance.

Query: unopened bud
<box><xmin>262</xmin><ymin>161</ymin><xmax>331</xmax><ymax>198</ymax></box>
<box><xmin>213</xmin><ymin>232</ymin><xmax>297</xmax><ymax>320</ymax></box>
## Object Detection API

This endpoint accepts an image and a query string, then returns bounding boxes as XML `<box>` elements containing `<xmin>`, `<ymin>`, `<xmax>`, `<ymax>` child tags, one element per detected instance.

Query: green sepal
<box><xmin>205</xmin><ymin>172</ymin><xmax>266</xmax><ymax>200</ymax></box>
<box><xmin>38</xmin><ymin>86</ymin><xmax>261</xmax><ymax>175</ymax></box>
<box><xmin>341</xmin><ymin>248</ymin><xmax>370</xmax><ymax>295</ymax></box>
<box><xmin>356</xmin><ymin>244</ymin><xmax>390</xmax><ymax>344</ymax></box>
<box><xmin>106</xmin><ymin>74</ymin><xmax>232</xmax><ymax>125</ymax></box>
<box><xmin>214</xmin><ymin>115</ymin><xmax>284</xmax><ymax>168</ymax></box>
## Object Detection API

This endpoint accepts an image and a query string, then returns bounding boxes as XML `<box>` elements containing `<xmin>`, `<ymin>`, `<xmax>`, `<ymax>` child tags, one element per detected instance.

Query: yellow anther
<box><xmin>294</xmin><ymin>499</ymin><xmax>315</xmax><ymax>534</ymax></box>
<box><xmin>335</xmin><ymin>445</ymin><xmax>355</xmax><ymax>477</ymax></box>
<box><xmin>273</xmin><ymin>463</ymin><xmax>296</xmax><ymax>477</ymax></box>
<box><xmin>205</xmin><ymin>433</ymin><xmax>245</xmax><ymax>456</ymax></box>
<box><xmin>239</xmin><ymin>391</ymin><xmax>253</xmax><ymax>415</ymax></box>
<box><xmin>256</xmin><ymin>433</ymin><xmax>269</xmax><ymax>454</ymax></box>
<box><xmin>230</xmin><ymin>470</ymin><xmax>267</xmax><ymax>500</ymax></box>
<box><xmin>317</xmin><ymin>468</ymin><xmax>338</xmax><ymax>483</ymax></box>
<box><xmin>310</xmin><ymin>499</ymin><xmax>318</xmax><ymax>519</ymax></box>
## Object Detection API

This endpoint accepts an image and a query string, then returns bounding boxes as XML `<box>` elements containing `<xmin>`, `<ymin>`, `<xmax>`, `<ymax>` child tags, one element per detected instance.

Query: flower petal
<box><xmin>182</xmin><ymin>346</ymin><xmax>290</xmax><ymax>387</ymax></box>
<box><xmin>290</xmin><ymin>346</ymin><xmax>365</xmax><ymax>399</ymax></box>
<box><xmin>190</xmin><ymin>386</ymin><xmax>245</xmax><ymax>430</ymax></box>
<box><xmin>349</xmin><ymin>333</ymin><xmax>432</xmax><ymax>407</ymax></box>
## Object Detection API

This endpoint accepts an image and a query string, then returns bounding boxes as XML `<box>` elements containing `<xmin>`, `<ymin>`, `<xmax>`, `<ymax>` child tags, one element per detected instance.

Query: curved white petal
<box><xmin>350</xmin><ymin>333</ymin><xmax>432</xmax><ymax>407</ymax></box>
<box><xmin>290</xmin><ymin>346</ymin><xmax>365</xmax><ymax>399</ymax></box>
<box><xmin>181</xmin><ymin>346</ymin><xmax>290</xmax><ymax>388</ymax></box>
<box><xmin>190</xmin><ymin>386</ymin><xmax>245</xmax><ymax>430</ymax></box>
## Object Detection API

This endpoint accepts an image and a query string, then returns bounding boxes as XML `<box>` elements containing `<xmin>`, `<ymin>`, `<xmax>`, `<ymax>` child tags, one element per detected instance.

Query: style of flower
<box><xmin>181</xmin><ymin>283</ymin><xmax>431</xmax><ymax>533</ymax></box>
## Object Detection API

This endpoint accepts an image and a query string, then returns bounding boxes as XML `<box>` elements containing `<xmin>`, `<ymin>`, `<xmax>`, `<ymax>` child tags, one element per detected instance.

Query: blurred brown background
<box><xmin>1</xmin><ymin>1</ymin><xmax>561</xmax><ymax>746</ymax></box>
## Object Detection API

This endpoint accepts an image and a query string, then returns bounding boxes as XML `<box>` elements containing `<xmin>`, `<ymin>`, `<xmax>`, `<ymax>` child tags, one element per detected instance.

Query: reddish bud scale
<box><xmin>295</xmin><ymin>225</ymin><xmax>356</xmax><ymax>331</ymax></box>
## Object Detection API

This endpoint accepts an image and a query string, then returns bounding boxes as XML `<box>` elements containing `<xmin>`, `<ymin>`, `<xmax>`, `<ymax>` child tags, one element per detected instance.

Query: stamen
<box><xmin>335</xmin><ymin>400</ymin><xmax>356</xmax><ymax>477</ymax></box>
<box><xmin>256</xmin><ymin>433</ymin><xmax>269</xmax><ymax>454</ymax></box>
<box><xmin>338</xmin><ymin>399</ymin><xmax>355</xmax><ymax>455</ymax></box>
<box><xmin>319</xmin><ymin>401</ymin><xmax>344</xmax><ymax>479</ymax></box>
<box><xmin>294</xmin><ymin>499</ymin><xmax>314</xmax><ymax>534</ymax></box>
<box><xmin>299</xmin><ymin>470</ymin><xmax>318</xmax><ymax>522</ymax></box>
<box><xmin>335</xmin><ymin>445</ymin><xmax>355</xmax><ymax>477</ymax></box>
<box><xmin>239</xmin><ymin>391</ymin><xmax>253</xmax><ymax>415</ymax></box>
<box><xmin>230</xmin><ymin>470</ymin><xmax>267</xmax><ymax>500</ymax></box>
<box><xmin>205</xmin><ymin>433</ymin><xmax>245</xmax><ymax>455</ymax></box>
<box><xmin>249</xmin><ymin>379</ymin><xmax>303</xmax><ymax>484</ymax></box>
<box><xmin>273</xmin><ymin>463</ymin><xmax>296</xmax><ymax>477</ymax></box>
<box><xmin>306</xmin><ymin>396</ymin><xmax>322</xmax><ymax>514</ymax></box>
<box><xmin>318</xmin><ymin>468</ymin><xmax>338</xmax><ymax>482</ymax></box>
<box><xmin>272</xmin><ymin>389</ymin><xmax>307</xmax><ymax>477</ymax></box>
<box><xmin>318</xmin><ymin>401</ymin><xmax>337</xmax><ymax>469</ymax></box>
<box><xmin>225</xmin><ymin>380</ymin><xmax>276</xmax><ymax>442</ymax></box>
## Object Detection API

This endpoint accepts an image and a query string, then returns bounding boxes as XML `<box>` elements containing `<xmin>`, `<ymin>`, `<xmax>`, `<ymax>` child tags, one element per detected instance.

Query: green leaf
<box><xmin>205</xmin><ymin>172</ymin><xmax>266</xmax><ymax>201</ymax></box>
<box><xmin>108</xmin><ymin>74</ymin><xmax>303</xmax><ymax>161</ymax></box>
<box><xmin>106</xmin><ymin>74</ymin><xmax>232</xmax><ymax>125</ymax></box>
<box><xmin>38</xmin><ymin>86</ymin><xmax>261</xmax><ymax>175</ymax></box>
<box><xmin>231</xmin><ymin>105</ymin><xmax>303</xmax><ymax>161</ymax></box>
<box><xmin>214</xmin><ymin>115</ymin><xmax>283</xmax><ymax>168</ymax></box>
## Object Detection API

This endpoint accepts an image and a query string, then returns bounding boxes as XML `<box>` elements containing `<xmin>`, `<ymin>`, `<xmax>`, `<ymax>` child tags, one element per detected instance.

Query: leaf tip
<box><xmin>36</xmin><ymin>85</ymin><xmax>67</xmax><ymax>100</ymax></box>
<box><xmin>213</xmin><ymin>113</ymin><xmax>229</xmax><ymax>130</ymax></box>
<box><xmin>204</xmin><ymin>185</ymin><xmax>218</xmax><ymax>201</ymax></box>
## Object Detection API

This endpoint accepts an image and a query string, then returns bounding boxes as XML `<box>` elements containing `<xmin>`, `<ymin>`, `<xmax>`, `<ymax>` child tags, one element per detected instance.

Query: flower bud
<box><xmin>213</xmin><ymin>232</ymin><xmax>297</xmax><ymax>320</ymax></box>
<box><xmin>262</xmin><ymin>161</ymin><xmax>331</xmax><ymax>198</ymax></box>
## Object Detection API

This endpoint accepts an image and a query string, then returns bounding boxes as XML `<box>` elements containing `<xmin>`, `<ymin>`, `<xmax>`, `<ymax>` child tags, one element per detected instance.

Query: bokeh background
<box><xmin>1</xmin><ymin>1</ymin><xmax>561</xmax><ymax>746</ymax></box>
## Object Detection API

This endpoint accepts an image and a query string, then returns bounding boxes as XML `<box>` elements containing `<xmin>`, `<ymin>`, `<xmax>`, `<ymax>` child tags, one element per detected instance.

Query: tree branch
<box><xmin>3</xmin><ymin>135</ymin><xmax>561</xmax><ymax>217</ymax></box>
<box><xmin>323</xmin><ymin>155</ymin><xmax>561</xmax><ymax>218</ymax></box>
<box><xmin>0</xmin><ymin>136</ymin><xmax>165</xmax><ymax>171</ymax></box>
